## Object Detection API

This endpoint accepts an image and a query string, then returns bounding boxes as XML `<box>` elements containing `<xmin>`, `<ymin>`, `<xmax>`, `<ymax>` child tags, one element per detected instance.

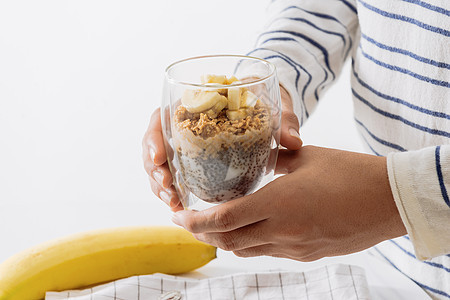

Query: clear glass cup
<box><xmin>161</xmin><ymin>55</ymin><xmax>281</xmax><ymax>210</ymax></box>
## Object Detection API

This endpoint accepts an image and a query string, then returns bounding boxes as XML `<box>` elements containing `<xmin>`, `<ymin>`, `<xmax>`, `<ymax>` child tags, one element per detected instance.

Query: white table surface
<box><xmin>0</xmin><ymin>1</ymin><xmax>428</xmax><ymax>299</ymax></box>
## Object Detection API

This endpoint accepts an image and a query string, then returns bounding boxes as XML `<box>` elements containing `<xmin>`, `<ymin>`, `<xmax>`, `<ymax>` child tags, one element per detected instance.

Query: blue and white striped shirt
<box><xmin>250</xmin><ymin>0</ymin><xmax>450</xmax><ymax>299</ymax></box>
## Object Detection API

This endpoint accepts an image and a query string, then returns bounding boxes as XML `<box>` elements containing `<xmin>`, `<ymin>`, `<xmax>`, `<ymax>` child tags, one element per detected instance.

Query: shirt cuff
<box><xmin>387</xmin><ymin>149</ymin><xmax>445</xmax><ymax>260</ymax></box>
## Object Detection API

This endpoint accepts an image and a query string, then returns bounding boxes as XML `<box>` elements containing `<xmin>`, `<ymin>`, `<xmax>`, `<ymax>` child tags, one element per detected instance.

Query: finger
<box><xmin>149</xmin><ymin>177</ymin><xmax>169</xmax><ymax>206</ymax></box>
<box><xmin>280</xmin><ymin>252</ymin><xmax>320</xmax><ymax>263</ymax></box>
<box><xmin>269</xmin><ymin>253</ymin><xmax>311</xmax><ymax>261</ymax></box>
<box><xmin>142</xmin><ymin>108</ymin><xmax>166</xmax><ymax>166</ymax></box>
<box><xmin>165</xmin><ymin>184</ymin><xmax>183</xmax><ymax>212</ymax></box>
<box><xmin>280</xmin><ymin>110</ymin><xmax>302</xmax><ymax>150</ymax></box>
<box><xmin>149</xmin><ymin>177</ymin><xmax>179</xmax><ymax>207</ymax></box>
<box><xmin>279</xmin><ymin>85</ymin><xmax>302</xmax><ymax>150</ymax></box>
<box><xmin>233</xmin><ymin>244</ymin><xmax>276</xmax><ymax>258</ymax></box>
<box><xmin>171</xmin><ymin>193</ymin><xmax>271</xmax><ymax>233</ymax></box>
<box><xmin>167</xmin><ymin>186</ymin><xmax>182</xmax><ymax>212</ymax></box>
<box><xmin>194</xmin><ymin>220</ymin><xmax>268</xmax><ymax>251</ymax></box>
<box><xmin>274</xmin><ymin>149</ymin><xmax>304</xmax><ymax>175</ymax></box>
<box><xmin>144</xmin><ymin>161</ymin><xmax>173</xmax><ymax>189</ymax></box>
<box><xmin>270</xmin><ymin>254</ymin><xmax>290</xmax><ymax>259</ymax></box>
<box><xmin>170</xmin><ymin>197</ymin><xmax>184</xmax><ymax>212</ymax></box>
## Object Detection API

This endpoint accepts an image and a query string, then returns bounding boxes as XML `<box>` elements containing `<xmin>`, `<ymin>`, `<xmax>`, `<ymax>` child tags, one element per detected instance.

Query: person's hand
<box><xmin>171</xmin><ymin>146</ymin><xmax>407</xmax><ymax>261</ymax></box>
<box><xmin>142</xmin><ymin>108</ymin><xmax>184</xmax><ymax>212</ymax></box>
<box><xmin>142</xmin><ymin>85</ymin><xmax>302</xmax><ymax>211</ymax></box>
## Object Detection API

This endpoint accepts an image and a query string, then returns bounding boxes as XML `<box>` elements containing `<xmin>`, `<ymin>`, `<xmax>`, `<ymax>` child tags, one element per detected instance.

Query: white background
<box><xmin>0</xmin><ymin>1</ymin><xmax>364</xmax><ymax>262</ymax></box>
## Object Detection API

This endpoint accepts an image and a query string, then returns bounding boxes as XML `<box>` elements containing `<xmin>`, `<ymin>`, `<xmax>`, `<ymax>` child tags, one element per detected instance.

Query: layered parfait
<box><xmin>172</xmin><ymin>75</ymin><xmax>272</xmax><ymax>203</ymax></box>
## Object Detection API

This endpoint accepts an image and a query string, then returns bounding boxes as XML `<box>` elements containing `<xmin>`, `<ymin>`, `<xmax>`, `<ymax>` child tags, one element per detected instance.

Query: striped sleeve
<box><xmin>248</xmin><ymin>0</ymin><xmax>359</xmax><ymax>124</ymax></box>
<box><xmin>387</xmin><ymin>145</ymin><xmax>450</xmax><ymax>260</ymax></box>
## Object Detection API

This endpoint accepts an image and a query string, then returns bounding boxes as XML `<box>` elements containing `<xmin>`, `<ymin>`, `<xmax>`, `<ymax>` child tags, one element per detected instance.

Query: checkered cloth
<box><xmin>46</xmin><ymin>264</ymin><xmax>370</xmax><ymax>300</ymax></box>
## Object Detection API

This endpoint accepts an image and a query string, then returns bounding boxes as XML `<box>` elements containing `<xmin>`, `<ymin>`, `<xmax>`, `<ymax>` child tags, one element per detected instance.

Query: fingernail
<box><xmin>152</xmin><ymin>171</ymin><xmax>164</xmax><ymax>187</ymax></box>
<box><xmin>289</xmin><ymin>128</ymin><xmax>301</xmax><ymax>141</ymax></box>
<box><xmin>149</xmin><ymin>147</ymin><xmax>156</xmax><ymax>163</ymax></box>
<box><xmin>172</xmin><ymin>212</ymin><xmax>182</xmax><ymax>226</ymax></box>
<box><xmin>159</xmin><ymin>190</ymin><xmax>171</xmax><ymax>205</ymax></box>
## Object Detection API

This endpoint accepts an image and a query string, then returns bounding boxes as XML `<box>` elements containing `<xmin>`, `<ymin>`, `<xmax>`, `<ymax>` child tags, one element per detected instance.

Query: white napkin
<box><xmin>46</xmin><ymin>264</ymin><xmax>370</xmax><ymax>300</ymax></box>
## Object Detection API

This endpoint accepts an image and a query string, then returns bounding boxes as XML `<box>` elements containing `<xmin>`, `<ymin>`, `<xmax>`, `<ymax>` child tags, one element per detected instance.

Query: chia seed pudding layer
<box><xmin>173</xmin><ymin>104</ymin><xmax>272</xmax><ymax>203</ymax></box>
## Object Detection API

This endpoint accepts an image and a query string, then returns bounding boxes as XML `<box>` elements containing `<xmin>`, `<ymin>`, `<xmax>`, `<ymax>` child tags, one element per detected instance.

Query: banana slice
<box><xmin>226</xmin><ymin>108</ymin><xmax>248</xmax><ymax>120</ymax></box>
<box><xmin>205</xmin><ymin>110</ymin><xmax>217</xmax><ymax>119</ymax></box>
<box><xmin>227</xmin><ymin>82</ymin><xmax>242</xmax><ymax>111</ymax></box>
<box><xmin>182</xmin><ymin>90</ymin><xmax>225</xmax><ymax>113</ymax></box>
<box><xmin>241</xmin><ymin>90</ymin><xmax>259</xmax><ymax>108</ymax></box>
<box><xmin>201</xmin><ymin>74</ymin><xmax>227</xmax><ymax>85</ymax></box>
<box><xmin>203</xmin><ymin>83</ymin><xmax>226</xmax><ymax>95</ymax></box>
<box><xmin>205</xmin><ymin>95</ymin><xmax>228</xmax><ymax>118</ymax></box>
<box><xmin>226</xmin><ymin>76</ymin><xmax>239</xmax><ymax>84</ymax></box>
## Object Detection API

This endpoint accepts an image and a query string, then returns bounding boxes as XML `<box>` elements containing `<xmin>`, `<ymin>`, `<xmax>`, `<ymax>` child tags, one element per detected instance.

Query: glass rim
<box><xmin>164</xmin><ymin>54</ymin><xmax>276</xmax><ymax>88</ymax></box>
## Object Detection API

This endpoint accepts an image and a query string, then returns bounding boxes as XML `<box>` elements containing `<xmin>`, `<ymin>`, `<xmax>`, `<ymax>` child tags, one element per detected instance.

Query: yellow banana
<box><xmin>0</xmin><ymin>226</ymin><xmax>216</xmax><ymax>300</ymax></box>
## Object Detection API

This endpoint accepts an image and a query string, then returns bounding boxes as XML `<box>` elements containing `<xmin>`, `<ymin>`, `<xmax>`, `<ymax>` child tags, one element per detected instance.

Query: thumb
<box><xmin>279</xmin><ymin>85</ymin><xmax>302</xmax><ymax>150</ymax></box>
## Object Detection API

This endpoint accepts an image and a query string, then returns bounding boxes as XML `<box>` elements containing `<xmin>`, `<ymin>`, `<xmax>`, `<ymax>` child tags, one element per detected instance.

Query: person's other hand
<box><xmin>171</xmin><ymin>146</ymin><xmax>407</xmax><ymax>261</ymax></box>
<box><xmin>142</xmin><ymin>108</ymin><xmax>183</xmax><ymax>212</ymax></box>
<box><xmin>141</xmin><ymin>86</ymin><xmax>302</xmax><ymax>211</ymax></box>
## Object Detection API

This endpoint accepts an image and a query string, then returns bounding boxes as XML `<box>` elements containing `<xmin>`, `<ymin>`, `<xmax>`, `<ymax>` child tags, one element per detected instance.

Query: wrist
<box><xmin>378</xmin><ymin>156</ymin><xmax>408</xmax><ymax>239</ymax></box>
